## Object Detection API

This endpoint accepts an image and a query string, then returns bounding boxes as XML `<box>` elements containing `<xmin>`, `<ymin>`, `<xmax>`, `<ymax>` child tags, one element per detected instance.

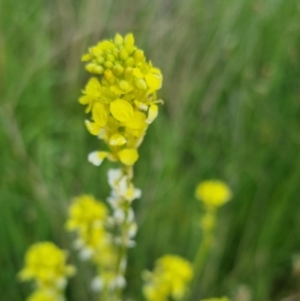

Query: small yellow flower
<box><xmin>19</xmin><ymin>242</ymin><xmax>75</xmax><ymax>287</ymax></box>
<box><xmin>143</xmin><ymin>255</ymin><xmax>193</xmax><ymax>301</ymax></box>
<box><xmin>66</xmin><ymin>194</ymin><xmax>118</xmax><ymax>280</ymax></box>
<box><xmin>195</xmin><ymin>180</ymin><xmax>232</xmax><ymax>208</ymax></box>
<box><xmin>66</xmin><ymin>195</ymin><xmax>108</xmax><ymax>231</ymax></box>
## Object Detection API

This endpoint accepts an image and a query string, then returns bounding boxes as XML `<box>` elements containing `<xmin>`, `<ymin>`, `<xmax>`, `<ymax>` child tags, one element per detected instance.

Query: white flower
<box><xmin>79</xmin><ymin>247</ymin><xmax>94</xmax><ymax>260</ymax></box>
<box><xmin>91</xmin><ymin>276</ymin><xmax>103</xmax><ymax>292</ymax></box>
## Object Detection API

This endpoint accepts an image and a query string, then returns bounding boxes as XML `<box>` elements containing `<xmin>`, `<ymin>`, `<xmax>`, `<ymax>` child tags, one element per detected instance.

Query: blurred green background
<box><xmin>2</xmin><ymin>0</ymin><xmax>300</xmax><ymax>300</ymax></box>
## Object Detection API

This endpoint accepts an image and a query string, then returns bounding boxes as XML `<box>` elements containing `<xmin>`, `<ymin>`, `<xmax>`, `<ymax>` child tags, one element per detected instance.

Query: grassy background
<box><xmin>1</xmin><ymin>0</ymin><xmax>300</xmax><ymax>300</ymax></box>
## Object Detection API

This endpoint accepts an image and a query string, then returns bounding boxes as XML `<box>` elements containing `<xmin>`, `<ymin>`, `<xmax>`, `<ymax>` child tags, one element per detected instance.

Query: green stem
<box><xmin>193</xmin><ymin>209</ymin><xmax>217</xmax><ymax>286</ymax></box>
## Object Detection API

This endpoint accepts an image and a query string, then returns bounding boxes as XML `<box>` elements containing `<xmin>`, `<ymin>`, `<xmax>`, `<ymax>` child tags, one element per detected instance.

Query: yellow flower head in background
<box><xmin>195</xmin><ymin>180</ymin><xmax>232</xmax><ymax>208</ymax></box>
<box><xmin>80</xmin><ymin>33</ymin><xmax>163</xmax><ymax>167</ymax></box>
<box><xmin>66</xmin><ymin>194</ymin><xmax>108</xmax><ymax>232</ymax></box>
<box><xmin>143</xmin><ymin>255</ymin><xmax>193</xmax><ymax>301</ymax></box>
<box><xmin>19</xmin><ymin>242</ymin><xmax>75</xmax><ymax>288</ymax></box>
<box><xmin>66</xmin><ymin>194</ymin><xmax>118</xmax><ymax>280</ymax></box>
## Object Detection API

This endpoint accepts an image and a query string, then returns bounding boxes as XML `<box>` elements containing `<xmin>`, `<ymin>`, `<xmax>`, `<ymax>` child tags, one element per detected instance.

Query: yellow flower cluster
<box><xmin>195</xmin><ymin>180</ymin><xmax>232</xmax><ymax>208</ymax></box>
<box><xmin>19</xmin><ymin>242</ymin><xmax>75</xmax><ymax>301</ymax></box>
<box><xmin>143</xmin><ymin>255</ymin><xmax>193</xmax><ymax>301</ymax></box>
<box><xmin>66</xmin><ymin>195</ymin><xmax>118</xmax><ymax>291</ymax></box>
<box><xmin>80</xmin><ymin>33</ymin><xmax>163</xmax><ymax>167</ymax></box>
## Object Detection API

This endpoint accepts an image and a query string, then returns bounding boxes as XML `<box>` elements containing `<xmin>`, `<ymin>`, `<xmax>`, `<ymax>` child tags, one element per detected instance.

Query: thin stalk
<box><xmin>193</xmin><ymin>209</ymin><xmax>217</xmax><ymax>285</ymax></box>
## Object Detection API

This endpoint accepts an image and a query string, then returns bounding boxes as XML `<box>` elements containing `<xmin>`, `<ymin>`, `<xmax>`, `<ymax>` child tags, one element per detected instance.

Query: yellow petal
<box><xmin>133</xmin><ymin>68</ymin><xmax>144</xmax><ymax>78</ymax></box>
<box><xmin>145</xmin><ymin>73</ymin><xmax>162</xmax><ymax>90</ymax></box>
<box><xmin>92</xmin><ymin>103</ymin><xmax>108</xmax><ymax>127</ymax></box>
<box><xmin>85</xmin><ymin>77</ymin><xmax>101</xmax><ymax>95</ymax></box>
<box><xmin>110</xmin><ymin>84</ymin><xmax>125</xmax><ymax>95</ymax></box>
<box><xmin>110</xmin><ymin>99</ymin><xmax>134</xmax><ymax>122</ymax></box>
<box><xmin>109</xmin><ymin>133</ymin><xmax>127</xmax><ymax>146</ymax></box>
<box><xmin>118</xmin><ymin>149</ymin><xmax>139</xmax><ymax>166</ymax></box>
<box><xmin>146</xmin><ymin>104</ymin><xmax>158</xmax><ymax>124</ymax></box>
<box><xmin>125</xmin><ymin>111</ymin><xmax>146</xmax><ymax>129</ymax></box>
<box><xmin>85</xmin><ymin>120</ymin><xmax>101</xmax><ymax>136</ymax></box>
<box><xmin>79</xmin><ymin>95</ymin><xmax>92</xmax><ymax>105</ymax></box>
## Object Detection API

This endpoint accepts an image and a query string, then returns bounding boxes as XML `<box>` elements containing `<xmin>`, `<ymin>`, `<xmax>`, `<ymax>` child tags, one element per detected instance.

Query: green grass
<box><xmin>1</xmin><ymin>0</ymin><xmax>300</xmax><ymax>300</ymax></box>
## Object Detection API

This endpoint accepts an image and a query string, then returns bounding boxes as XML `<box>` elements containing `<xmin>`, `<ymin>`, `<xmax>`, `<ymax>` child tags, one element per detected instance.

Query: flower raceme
<box><xmin>80</xmin><ymin>33</ymin><xmax>163</xmax><ymax>167</ymax></box>
<box><xmin>19</xmin><ymin>242</ymin><xmax>75</xmax><ymax>287</ymax></box>
<box><xmin>143</xmin><ymin>255</ymin><xmax>193</xmax><ymax>301</ymax></box>
<box><xmin>19</xmin><ymin>242</ymin><xmax>75</xmax><ymax>301</ymax></box>
<box><xmin>65</xmin><ymin>195</ymin><xmax>119</xmax><ymax>291</ymax></box>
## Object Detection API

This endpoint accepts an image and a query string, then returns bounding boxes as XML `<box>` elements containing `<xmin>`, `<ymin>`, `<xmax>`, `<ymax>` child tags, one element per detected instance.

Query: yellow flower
<box><xmin>66</xmin><ymin>195</ymin><xmax>108</xmax><ymax>232</ymax></box>
<box><xmin>19</xmin><ymin>242</ymin><xmax>75</xmax><ymax>287</ymax></box>
<box><xmin>195</xmin><ymin>180</ymin><xmax>232</xmax><ymax>208</ymax></box>
<box><xmin>66</xmin><ymin>194</ymin><xmax>118</xmax><ymax>287</ymax></box>
<box><xmin>143</xmin><ymin>255</ymin><xmax>193</xmax><ymax>301</ymax></box>
<box><xmin>79</xmin><ymin>33</ymin><xmax>163</xmax><ymax>167</ymax></box>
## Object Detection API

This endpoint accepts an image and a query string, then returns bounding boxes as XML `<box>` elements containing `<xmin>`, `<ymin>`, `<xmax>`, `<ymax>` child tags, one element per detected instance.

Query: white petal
<box><xmin>98</xmin><ymin>128</ymin><xmax>107</xmax><ymax>139</ymax></box>
<box><xmin>120</xmin><ymin>258</ymin><xmax>127</xmax><ymax>271</ymax></box>
<box><xmin>73</xmin><ymin>239</ymin><xmax>84</xmax><ymax>249</ymax></box>
<box><xmin>127</xmin><ymin>208</ymin><xmax>135</xmax><ymax>223</ymax></box>
<box><xmin>133</xmin><ymin>188</ymin><xmax>142</xmax><ymax>200</ymax></box>
<box><xmin>88</xmin><ymin>151</ymin><xmax>107</xmax><ymax>166</ymax></box>
<box><xmin>79</xmin><ymin>248</ymin><xmax>94</xmax><ymax>260</ymax></box>
<box><xmin>127</xmin><ymin>240</ymin><xmax>136</xmax><ymax>248</ymax></box>
<box><xmin>113</xmin><ymin>209</ymin><xmax>125</xmax><ymax>223</ymax></box>
<box><xmin>115</xmin><ymin>275</ymin><xmax>126</xmax><ymax>288</ymax></box>
<box><xmin>108</xmin><ymin>168</ymin><xmax>123</xmax><ymax>188</ymax></box>
<box><xmin>56</xmin><ymin>278</ymin><xmax>67</xmax><ymax>289</ymax></box>
<box><xmin>91</xmin><ymin>277</ymin><xmax>103</xmax><ymax>292</ymax></box>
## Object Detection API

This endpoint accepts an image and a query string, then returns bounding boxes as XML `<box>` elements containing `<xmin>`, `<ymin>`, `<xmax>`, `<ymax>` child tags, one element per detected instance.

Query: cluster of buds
<box><xmin>65</xmin><ymin>195</ymin><xmax>120</xmax><ymax>293</ymax></box>
<box><xmin>142</xmin><ymin>255</ymin><xmax>193</xmax><ymax>301</ymax></box>
<box><xmin>80</xmin><ymin>33</ymin><xmax>163</xmax><ymax>168</ymax></box>
<box><xmin>19</xmin><ymin>242</ymin><xmax>75</xmax><ymax>301</ymax></box>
